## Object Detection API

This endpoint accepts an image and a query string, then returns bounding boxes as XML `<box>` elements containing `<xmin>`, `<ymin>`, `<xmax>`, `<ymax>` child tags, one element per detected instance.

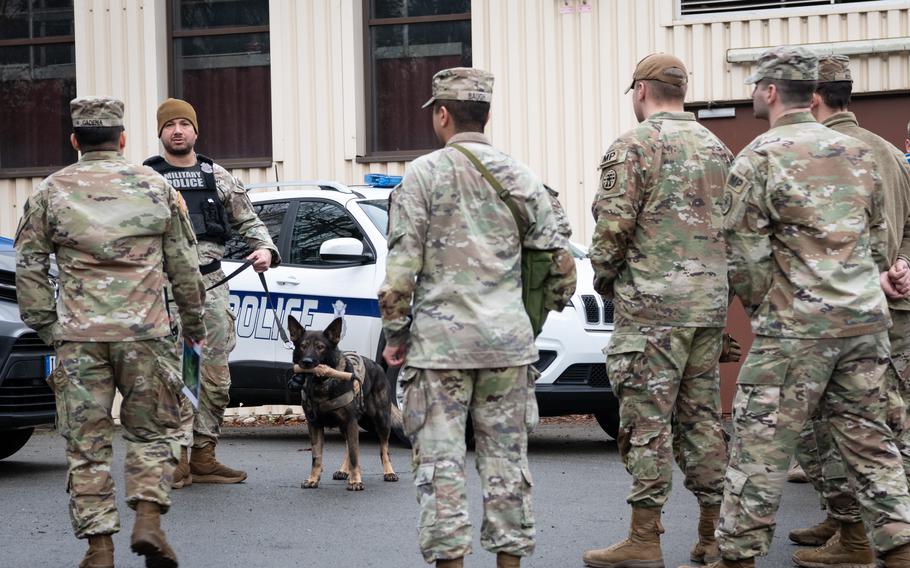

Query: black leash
<box><xmin>259</xmin><ymin>271</ymin><xmax>293</xmax><ymax>348</ymax></box>
<box><xmin>205</xmin><ymin>259</ymin><xmax>253</xmax><ymax>291</ymax></box>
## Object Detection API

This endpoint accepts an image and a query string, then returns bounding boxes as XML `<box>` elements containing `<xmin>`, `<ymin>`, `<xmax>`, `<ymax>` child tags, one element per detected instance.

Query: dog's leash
<box><xmin>258</xmin><ymin>271</ymin><xmax>293</xmax><ymax>349</ymax></box>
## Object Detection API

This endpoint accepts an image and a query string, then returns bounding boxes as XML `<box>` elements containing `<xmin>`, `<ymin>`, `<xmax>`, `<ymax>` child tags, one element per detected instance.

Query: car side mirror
<box><xmin>319</xmin><ymin>237</ymin><xmax>374</xmax><ymax>263</ymax></box>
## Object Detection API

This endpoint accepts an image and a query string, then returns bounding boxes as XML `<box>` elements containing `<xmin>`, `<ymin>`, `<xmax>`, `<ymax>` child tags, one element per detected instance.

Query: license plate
<box><xmin>45</xmin><ymin>355</ymin><xmax>56</xmax><ymax>376</ymax></box>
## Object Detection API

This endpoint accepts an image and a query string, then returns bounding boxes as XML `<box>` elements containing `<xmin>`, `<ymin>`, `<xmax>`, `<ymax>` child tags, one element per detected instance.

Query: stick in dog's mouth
<box><xmin>292</xmin><ymin>364</ymin><xmax>353</xmax><ymax>381</ymax></box>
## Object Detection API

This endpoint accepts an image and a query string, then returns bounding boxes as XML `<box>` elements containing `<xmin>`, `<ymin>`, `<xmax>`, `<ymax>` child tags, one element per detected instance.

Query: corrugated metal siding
<box><xmin>2</xmin><ymin>0</ymin><xmax>908</xmax><ymax>241</ymax></box>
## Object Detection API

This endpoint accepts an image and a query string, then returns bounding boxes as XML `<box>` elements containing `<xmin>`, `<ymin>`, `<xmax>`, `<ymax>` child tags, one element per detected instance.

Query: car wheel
<box><xmin>594</xmin><ymin>410</ymin><xmax>620</xmax><ymax>440</ymax></box>
<box><xmin>0</xmin><ymin>428</ymin><xmax>35</xmax><ymax>460</ymax></box>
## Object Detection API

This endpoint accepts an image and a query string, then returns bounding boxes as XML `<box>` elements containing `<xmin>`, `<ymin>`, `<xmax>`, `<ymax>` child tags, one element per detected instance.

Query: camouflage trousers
<box><xmin>49</xmin><ymin>338</ymin><xmax>182</xmax><ymax>538</ymax></box>
<box><xmin>793</xmin><ymin>309</ymin><xmax>910</xmax><ymax>523</ymax></box>
<box><xmin>606</xmin><ymin>320</ymin><xmax>728</xmax><ymax>509</ymax></box>
<box><xmin>178</xmin><ymin>268</ymin><xmax>237</xmax><ymax>449</ymax></box>
<box><xmin>400</xmin><ymin>365</ymin><xmax>537</xmax><ymax>563</ymax></box>
<box><xmin>718</xmin><ymin>333</ymin><xmax>910</xmax><ymax>559</ymax></box>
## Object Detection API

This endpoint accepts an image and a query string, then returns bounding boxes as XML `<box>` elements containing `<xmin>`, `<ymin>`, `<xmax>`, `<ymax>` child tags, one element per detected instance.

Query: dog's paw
<box><xmin>301</xmin><ymin>480</ymin><xmax>319</xmax><ymax>489</ymax></box>
<box><xmin>384</xmin><ymin>473</ymin><xmax>399</xmax><ymax>482</ymax></box>
<box><xmin>346</xmin><ymin>481</ymin><xmax>365</xmax><ymax>491</ymax></box>
<box><xmin>332</xmin><ymin>471</ymin><xmax>349</xmax><ymax>480</ymax></box>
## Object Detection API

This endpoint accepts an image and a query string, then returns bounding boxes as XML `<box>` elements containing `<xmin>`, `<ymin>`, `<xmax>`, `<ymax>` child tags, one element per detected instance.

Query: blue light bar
<box><xmin>364</xmin><ymin>173</ymin><xmax>403</xmax><ymax>188</ymax></box>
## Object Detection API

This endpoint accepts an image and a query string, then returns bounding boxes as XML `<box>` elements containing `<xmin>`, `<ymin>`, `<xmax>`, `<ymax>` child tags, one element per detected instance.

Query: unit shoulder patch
<box><xmin>599</xmin><ymin>147</ymin><xmax>627</xmax><ymax>170</ymax></box>
<box><xmin>727</xmin><ymin>172</ymin><xmax>750</xmax><ymax>194</ymax></box>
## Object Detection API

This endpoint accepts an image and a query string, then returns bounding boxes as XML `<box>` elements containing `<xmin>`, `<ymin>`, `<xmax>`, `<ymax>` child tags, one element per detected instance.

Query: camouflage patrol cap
<box><xmin>421</xmin><ymin>67</ymin><xmax>494</xmax><ymax>109</ymax></box>
<box><xmin>70</xmin><ymin>96</ymin><xmax>124</xmax><ymax>128</ymax></box>
<box><xmin>625</xmin><ymin>53</ymin><xmax>688</xmax><ymax>94</ymax></box>
<box><xmin>745</xmin><ymin>46</ymin><xmax>818</xmax><ymax>84</ymax></box>
<box><xmin>817</xmin><ymin>54</ymin><xmax>852</xmax><ymax>83</ymax></box>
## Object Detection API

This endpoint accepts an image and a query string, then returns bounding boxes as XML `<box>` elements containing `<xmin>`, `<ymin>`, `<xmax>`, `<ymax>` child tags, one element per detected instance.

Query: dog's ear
<box><xmin>324</xmin><ymin>317</ymin><xmax>343</xmax><ymax>346</ymax></box>
<box><xmin>287</xmin><ymin>315</ymin><xmax>304</xmax><ymax>343</ymax></box>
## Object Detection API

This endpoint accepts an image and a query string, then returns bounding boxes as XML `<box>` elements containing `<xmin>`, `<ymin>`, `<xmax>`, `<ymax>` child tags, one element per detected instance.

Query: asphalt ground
<box><xmin>1</xmin><ymin>419</ymin><xmax>822</xmax><ymax>567</ymax></box>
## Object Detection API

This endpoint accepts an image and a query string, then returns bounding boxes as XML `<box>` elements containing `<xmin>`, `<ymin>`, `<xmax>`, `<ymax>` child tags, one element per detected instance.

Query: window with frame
<box><xmin>680</xmin><ymin>0</ymin><xmax>878</xmax><ymax>16</ymax></box>
<box><xmin>0</xmin><ymin>0</ymin><xmax>76</xmax><ymax>177</ymax></box>
<box><xmin>223</xmin><ymin>200</ymin><xmax>288</xmax><ymax>260</ymax></box>
<box><xmin>363</xmin><ymin>0</ymin><xmax>471</xmax><ymax>161</ymax></box>
<box><xmin>289</xmin><ymin>201</ymin><xmax>368</xmax><ymax>266</ymax></box>
<box><xmin>168</xmin><ymin>0</ymin><xmax>271</xmax><ymax>167</ymax></box>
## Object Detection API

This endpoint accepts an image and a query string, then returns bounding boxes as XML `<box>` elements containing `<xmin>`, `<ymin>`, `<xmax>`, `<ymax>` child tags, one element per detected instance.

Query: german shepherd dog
<box><xmin>287</xmin><ymin>315</ymin><xmax>399</xmax><ymax>491</ymax></box>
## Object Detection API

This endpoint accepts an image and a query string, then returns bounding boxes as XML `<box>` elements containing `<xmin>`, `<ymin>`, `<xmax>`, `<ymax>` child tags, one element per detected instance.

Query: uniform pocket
<box><xmin>225</xmin><ymin>307</ymin><xmax>237</xmax><ymax>352</ymax></box>
<box><xmin>520</xmin><ymin>467</ymin><xmax>535</xmax><ymax>528</ymax></box>
<box><xmin>414</xmin><ymin>462</ymin><xmax>437</xmax><ymax>527</ymax></box>
<box><xmin>736</xmin><ymin>351</ymin><xmax>790</xmax><ymax>386</ymax></box>
<box><xmin>47</xmin><ymin>365</ymin><xmax>70</xmax><ymax>435</ymax></box>
<box><xmin>153</xmin><ymin>359</ymin><xmax>182</xmax><ymax>429</ymax></box>
<box><xmin>606</xmin><ymin>334</ymin><xmax>648</xmax><ymax>397</ymax></box>
<box><xmin>627</xmin><ymin>427</ymin><xmax>662</xmax><ymax>481</ymax></box>
<box><xmin>525</xmin><ymin>366</ymin><xmax>540</xmax><ymax>432</ymax></box>
<box><xmin>401</xmin><ymin>367</ymin><xmax>427</xmax><ymax>440</ymax></box>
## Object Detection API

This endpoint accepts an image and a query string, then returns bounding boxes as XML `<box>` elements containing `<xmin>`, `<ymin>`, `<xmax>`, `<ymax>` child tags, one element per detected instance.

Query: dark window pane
<box><xmin>173</xmin><ymin>32</ymin><xmax>271</xmax><ymax>161</ymax></box>
<box><xmin>0</xmin><ymin>43</ymin><xmax>76</xmax><ymax>171</ymax></box>
<box><xmin>1</xmin><ymin>0</ymin><xmax>74</xmax><ymax>41</ymax></box>
<box><xmin>289</xmin><ymin>201</ymin><xmax>365</xmax><ymax>266</ymax></box>
<box><xmin>370</xmin><ymin>20</ymin><xmax>470</xmax><ymax>152</ymax></box>
<box><xmin>223</xmin><ymin>201</ymin><xmax>287</xmax><ymax>260</ymax></box>
<box><xmin>360</xmin><ymin>200</ymin><xmax>389</xmax><ymax>235</ymax></box>
<box><xmin>174</xmin><ymin>0</ymin><xmax>268</xmax><ymax>30</ymax></box>
<box><xmin>372</xmin><ymin>0</ymin><xmax>470</xmax><ymax>19</ymax></box>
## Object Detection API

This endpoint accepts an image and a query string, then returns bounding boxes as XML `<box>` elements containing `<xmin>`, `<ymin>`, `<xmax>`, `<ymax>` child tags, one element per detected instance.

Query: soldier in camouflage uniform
<box><xmin>584</xmin><ymin>53</ymin><xmax>732</xmax><ymax>568</ymax></box>
<box><xmin>680</xmin><ymin>47</ymin><xmax>910</xmax><ymax>568</ymax></box>
<box><xmin>786</xmin><ymin>54</ymin><xmax>910</xmax><ymax>568</ymax></box>
<box><xmin>14</xmin><ymin>96</ymin><xmax>206</xmax><ymax>568</ymax></box>
<box><xmin>145</xmin><ymin>98</ymin><xmax>280</xmax><ymax>487</ymax></box>
<box><xmin>378</xmin><ymin>67</ymin><xmax>576</xmax><ymax>568</ymax></box>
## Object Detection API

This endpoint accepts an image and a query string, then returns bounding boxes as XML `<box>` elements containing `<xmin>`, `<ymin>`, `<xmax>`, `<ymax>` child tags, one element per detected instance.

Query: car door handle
<box><xmin>276</xmin><ymin>276</ymin><xmax>300</xmax><ymax>286</ymax></box>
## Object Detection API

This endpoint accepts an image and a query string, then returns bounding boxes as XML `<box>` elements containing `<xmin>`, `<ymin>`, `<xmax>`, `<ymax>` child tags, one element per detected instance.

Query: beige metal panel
<box><xmin>0</xmin><ymin>178</ymin><xmax>42</xmax><ymax>239</ymax></box>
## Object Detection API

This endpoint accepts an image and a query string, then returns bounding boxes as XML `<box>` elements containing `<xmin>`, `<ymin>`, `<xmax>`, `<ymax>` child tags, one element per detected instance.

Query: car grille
<box><xmin>0</xmin><ymin>270</ymin><xmax>15</xmax><ymax>302</ymax></box>
<box><xmin>554</xmin><ymin>363</ymin><xmax>612</xmax><ymax>389</ymax></box>
<box><xmin>0</xmin><ymin>333</ymin><xmax>55</xmax><ymax>413</ymax></box>
<box><xmin>580</xmin><ymin>294</ymin><xmax>615</xmax><ymax>325</ymax></box>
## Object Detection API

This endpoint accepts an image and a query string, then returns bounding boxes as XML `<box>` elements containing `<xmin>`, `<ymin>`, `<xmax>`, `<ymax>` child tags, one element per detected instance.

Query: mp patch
<box><xmin>728</xmin><ymin>172</ymin><xmax>749</xmax><ymax>194</ymax></box>
<box><xmin>599</xmin><ymin>147</ymin><xmax>626</xmax><ymax>169</ymax></box>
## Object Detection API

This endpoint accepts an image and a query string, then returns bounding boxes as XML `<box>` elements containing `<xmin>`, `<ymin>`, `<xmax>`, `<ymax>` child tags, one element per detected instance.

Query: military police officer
<box><xmin>144</xmin><ymin>98</ymin><xmax>280</xmax><ymax>487</ymax></box>
<box><xmin>15</xmin><ymin>96</ymin><xmax>206</xmax><ymax>568</ymax></box>
<box><xmin>681</xmin><ymin>46</ymin><xmax>910</xmax><ymax>568</ymax></box>
<box><xmin>584</xmin><ymin>53</ymin><xmax>733</xmax><ymax>568</ymax></box>
<box><xmin>378</xmin><ymin>67</ymin><xmax>576</xmax><ymax>568</ymax></box>
<box><xmin>786</xmin><ymin>54</ymin><xmax>910</xmax><ymax>567</ymax></box>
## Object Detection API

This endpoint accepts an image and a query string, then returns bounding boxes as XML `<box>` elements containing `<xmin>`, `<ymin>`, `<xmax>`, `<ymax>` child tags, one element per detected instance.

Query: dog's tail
<box><xmin>389</xmin><ymin>403</ymin><xmax>404</xmax><ymax>433</ymax></box>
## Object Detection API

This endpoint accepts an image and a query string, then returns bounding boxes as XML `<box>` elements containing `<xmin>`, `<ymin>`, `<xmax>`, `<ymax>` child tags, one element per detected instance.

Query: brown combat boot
<box><xmin>189</xmin><ymin>444</ymin><xmax>247</xmax><ymax>484</ymax></box>
<box><xmin>792</xmin><ymin>521</ymin><xmax>874</xmax><ymax>567</ymax></box>
<box><xmin>678</xmin><ymin>559</ymin><xmax>755</xmax><ymax>568</ymax></box>
<box><xmin>130</xmin><ymin>501</ymin><xmax>178</xmax><ymax>568</ymax></box>
<box><xmin>497</xmin><ymin>552</ymin><xmax>521</xmax><ymax>567</ymax></box>
<box><xmin>789</xmin><ymin>515</ymin><xmax>839</xmax><ymax>546</ymax></box>
<box><xmin>79</xmin><ymin>534</ymin><xmax>114</xmax><ymax>568</ymax></box>
<box><xmin>882</xmin><ymin>542</ymin><xmax>910</xmax><ymax>567</ymax></box>
<box><xmin>582</xmin><ymin>506</ymin><xmax>663</xmax><ymax>568</ymax></box>
<box><xmin>172</xmin><ymin>446</ymin><xmax>191</xmax><ymax>489</ymax></box>
<box><xmin>690</xmin><ymin>504</ymin><xmax>721</xmax><ymax>564</ymax></box>
<box><xmin>436</xmin><ymin>558</ymin><xmax>463</xmax><ymax>568</ymax></box>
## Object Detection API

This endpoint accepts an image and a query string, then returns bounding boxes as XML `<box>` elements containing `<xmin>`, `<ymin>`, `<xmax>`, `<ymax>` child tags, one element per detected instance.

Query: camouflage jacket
<box><xmin>378</xmin><ymin>132</ymin><xmax>575</xmax><ymax>369</ymax></box>
<box><xmin>196</xmin><ymin>162</ymin><xmax>280</xmax><ymax>267</ymax></box>
<box><xmin>823</xmin><ymin>111</ymin><xmax>910</xmax><ymax>311</ymax></box>
<box><xmin>14</xmin><ymin>151</ymin><xmax>206</xmax><ymax>344</ymax></box>
<box><xmin>589</xmin><ymin>111</ymin><xmax>732</xmax><ymax>327</ymax></box>
<box><xmin>724</xmin><ymin>111</ymin><xmax>889</xmax><ymax>338</ymax></box>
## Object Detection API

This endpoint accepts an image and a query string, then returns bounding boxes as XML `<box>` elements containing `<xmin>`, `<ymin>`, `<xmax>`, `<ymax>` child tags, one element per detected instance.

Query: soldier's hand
<box><xmin>247</xmin><ymin>249</ymin><xmax>272</xmax><ymax>273</ymax></box>
<box><xmin>882</xmin><ymin>271</ymin><xmax>905</xmax><ymax>300</ymax></box>
<box><xmin>383</xmin><ymin>344</ymin><xmax>408</xmax><ymax>367</ymax></box>
<box><xmin>888</xmin><ymin>259</ymin><xmax>910</xmax><ymax>297</ymax></box>
<box><xmin>720</xmin><ymin>333</ymin><xmax>742</xmax><ymax>363</ymax></box>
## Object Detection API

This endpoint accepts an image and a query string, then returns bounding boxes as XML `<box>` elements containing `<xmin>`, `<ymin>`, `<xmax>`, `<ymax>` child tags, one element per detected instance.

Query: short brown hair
<box><xmin>815</xmin><ymin>81</ymin><xmax>852</xmax><ymax>110</ymax></box>
<box><xmin>760</xmin><ymin>78</ymin><xmax>817</xmax><ymax>108</ymax></box>
<box><xmin>642</xmin><ymin>78</ymin><xmax>687</xmax><ymax>102</ymax></box>
<box><xmin>432</xmin><ymin>99</ymin><xmax>490</xmax><ymax>132</ymax></box>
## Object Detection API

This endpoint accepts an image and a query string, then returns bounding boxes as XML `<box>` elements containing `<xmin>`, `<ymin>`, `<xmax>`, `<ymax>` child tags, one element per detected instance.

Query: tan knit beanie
<box><xmin>156</xmin><ymin>98</ymin><xmax>198</xmax><ymax>136</ymax></box>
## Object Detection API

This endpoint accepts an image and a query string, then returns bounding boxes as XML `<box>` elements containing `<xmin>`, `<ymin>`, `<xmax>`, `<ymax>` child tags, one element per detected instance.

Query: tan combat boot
<box><xmin>792</xmin><ymin>521</ymin><xmax>874</xmax><ymax>568</ymax></box>
<box><xmin>172</xmin><ymin>446</ymin><xmax>191</xmax><ymax>489</ymax></box>
<box><xmin>789</xmin><ymin>515</ymin><xmax>839</xmax><ymax>546</ymax></box>
<box><xmin>882</xmin><ymin>542</ymin><xmax>910</xmax><ymax>568</ymax></box>
<box><xmin>497</xmin><ymin>552</ymin><xmax>521</xmax><ymax>567</ymax></box>
<box><xmin>79</xmin><ymin>534</ymin><xmax>114</xmax><ymax>568</ymax></box>
<box><xmin>189</xmin><ymin>444</ymin><xmax>247</xmax><ymax>483</ymax></box>
<box><xmin>690</xmin><ymin>504</ymin><xmax>721</xmax><ymax>564</ymax></box>
<box><xmin>582</xmin><ymin>506</ymin><xmax>663</xmax><ymax>568</ymax></box>
<box><xmin>130</xmin><ymin>501</ymin><xmax>178</xmax><ymax>568</ymax></box>
<box><xmin>436</xmin><ymin>558</ymin><xmax>463</xmax><ymax>568</ymax></box>
<box><xmin>678</xmin><ymin>559</ymin><xmax>755</xmax><ymax>568</ymax></box>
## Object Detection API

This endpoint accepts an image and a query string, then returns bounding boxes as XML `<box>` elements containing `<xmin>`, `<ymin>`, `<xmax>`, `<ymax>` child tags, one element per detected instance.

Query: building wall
<box><xmin>2</xmin><ymin>0</ymin><xmax>908</xmax><ymax>241</ymax></box>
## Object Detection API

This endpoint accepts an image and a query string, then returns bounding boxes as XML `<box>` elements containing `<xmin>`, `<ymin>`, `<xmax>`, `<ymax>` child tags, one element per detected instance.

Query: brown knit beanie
<box><xmin>156</xmin><ymin>98</ymin><xmax>198</xmax><ymax>136</ymax></box>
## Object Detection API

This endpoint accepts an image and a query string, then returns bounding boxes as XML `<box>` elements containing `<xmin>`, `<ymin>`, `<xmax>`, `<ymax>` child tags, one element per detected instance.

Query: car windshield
<box><xmin>360</xmin><ymin>199</ymin><xmax>388</xmax><ymax>236</ymax></box>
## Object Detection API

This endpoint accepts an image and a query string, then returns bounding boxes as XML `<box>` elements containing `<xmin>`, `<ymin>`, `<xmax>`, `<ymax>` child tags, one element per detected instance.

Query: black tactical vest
<box><xmin>143</xmin><ymin>154</ymin><xmax>230</xmax><ymax>244</ymax></box>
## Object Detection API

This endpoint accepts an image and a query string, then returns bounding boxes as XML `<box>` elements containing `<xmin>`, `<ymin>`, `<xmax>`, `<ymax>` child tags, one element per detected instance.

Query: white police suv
<box><xmin>222</xmin><ymin>177</ymin><xmax>619</xmax><ymax>438</ymax></box>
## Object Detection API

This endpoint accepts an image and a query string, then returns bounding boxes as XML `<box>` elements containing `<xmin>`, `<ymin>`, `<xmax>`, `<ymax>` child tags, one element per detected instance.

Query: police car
<box><xmin>221</xmin><ymin>177</ymin><xmax>619</xmax><ymax>439</ymax></box>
